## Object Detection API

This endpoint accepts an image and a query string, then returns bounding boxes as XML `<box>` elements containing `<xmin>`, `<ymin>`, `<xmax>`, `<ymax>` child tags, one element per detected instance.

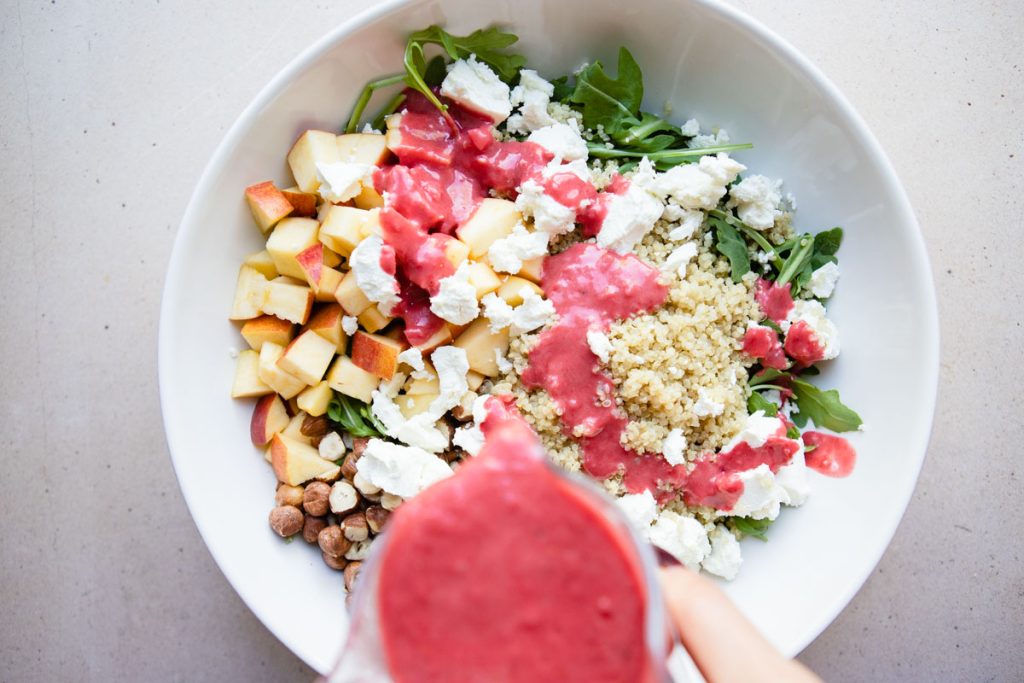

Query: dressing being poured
<box><xmin>365</xmin><ymin>397</ymin><xmax>662</xmax><ymax>683</ymax></box>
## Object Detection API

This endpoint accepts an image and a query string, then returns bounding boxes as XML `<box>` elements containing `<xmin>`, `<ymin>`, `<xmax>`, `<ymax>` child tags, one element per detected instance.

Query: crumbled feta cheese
<box><xmin>359</xmin><ymin>442</ymin><xmax>438</xmax><ymax>492</ymax></box>
<box><xmin>227</xmin><ymin>346</ymin><xmax>239</xmax><ymax>359</ymax></box>
<box><xmin>515</xmin><ymin>179</ymin><xmax>576</xmax><ymax>235</ymax></box>
<box><xmin>397</xmin><ymin>347</ymin><xmax>425</xmax><ymax>374</ymax></box>
<box><xmin>661</xmin><ymin>428</ymin><xmax>687</xmax><ymax>465</ymax></box>
<box><xmin>724</xmin><ymin>410</ymin><xmax>783</xmax><ymax>451</ymax></box>
<box><xmin>615</xmin><ymin>490</ymin><xmax>658</xmax><ymax>530</ymax></box>
<box><xmin>439</xmin><ymin>55</ymin><xmax>511</xmax><ymax>123</ymax></box>
<box><xmin>782</xmin><ymin>300</ymin><xmax>840</xmax><ymax>360</ymax></box>
<box><xmin>487</xmin><ymin>223</ymin><xmax>549</xmax><ymax>274</ymax></box>
<box><xmin>727</xmin><ymin>175</ymin><xmax>783</xmax><ymax>231</ymax></box>
<box><xmin>667</xmin><ymin>209</ymin><xmax>704</xmax><ymax>241</ymax></box>
<box><xmin>494</xmin><ymin>347</ymin><xmax>513</xmax><ymax>374</ymax></box>
<box><xmin>648</xmin><ymin>511</ymin><xmax>711</xmax><ymax>570</ymax></box>
<box><xmin>371</xmin><ymin>389</ymin><xmax>449</xmax><ymax>453</ymax></box>
<box><xmin>430</xmin><ymin>262</ymin><xmax>480</xmax><ymax>325</ymax></box>
<box><xmin>807</xmin><ymin>261</ymin><xmax>840</xmax><ymax>299</ymax></box>
<box><xmin>428</xmin><ymin>346</ymin><xmax>470</xmax><ymax>415</ymax></box>
<box><xmin>701</xmin><ymin>525</ymin><xmax>742</xmax><ymax>579</ymax></box>
<box><xmin>341</xmin><ymin>315</ymin><xmax>359</xmax><ymax>336</ymax></box>
<box><xmin>527</xmin><ymin>120</ymin><xmax>588</xmax><ymax>161</ymax></box>
<box><xmin>784</xmin><ymin>191</ymin><xmax>798</xmax><ymax>211</ymax></box>
<box><xmin>693</xmin><ymin>388</ymin><xmax>725</xmax><ymax>417</ymax></box>
<box><xmin>645</xmin><ymin>153</ymin><xmax>745</xmax><ymax>211</ymax></box>
<box><xmin>452</xmin><ymin>395</ymin><xmax>491</xmax><ymax>456</ymax></box>
<box><xmin>662</xmin><ymin>242</ymin><xmax>698</xmax><ymax>278</ymax></box>
<box><xmin>586</xmin><ymin>329</ymin><xmax>613</xmax><ymax>363</ymax></box>
<box><xmin>543</xmin><ymin>158</ymin><xmax>592</xmax><ymax>182</ymax></box>
<box><xmin>481</xmin><ymin>288</ymin><xmax>555</xmax><ymax>335</ymax></box>
<box><xmin>727</xmin><ymin>464</ymin><xmax>786</xmax><ymax>520</ymax></box>
<box><xmin>316</xmin><ymin>161</ymin><xmax>374</xmax><ymax>203</ymax></box>
<box><xmin>596</xmin><ymin>184</ymin><xmax>664</xmax><ymax>253</ymax></box>
<box><xmin>350</xmin><ymin>235</ymin><xmax>400</xmax><ymax>315</ymax></box>
<box><xmin>317</xmin><ymin>431</ymin><xmax>345</xmax><ymax>461</ymax></box>
<box><xmin>688</xmin><ymin>128</ymin><xmax>730</xmax><ymax>149</ymax></box>
<box><xmin>507</xmin><ymin>69</ymin><xmax>556</xmax><ymax>134</ymax></box>
<box><xmin>775</xmin><ymin>447</ymin><xmax>811</xmax><ymax>507</ymax></box>
<box><xmin>679</xmin><ymin>118</ymin><xmax>701</xmax><ymax>137</ymax></box>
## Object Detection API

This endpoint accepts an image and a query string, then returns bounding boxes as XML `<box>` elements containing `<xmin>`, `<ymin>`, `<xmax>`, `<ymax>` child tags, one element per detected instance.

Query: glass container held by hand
<box><xmin>325</xmin><ymin>397</ymin><xmax>671</xmax><ymax>683</ymax></box>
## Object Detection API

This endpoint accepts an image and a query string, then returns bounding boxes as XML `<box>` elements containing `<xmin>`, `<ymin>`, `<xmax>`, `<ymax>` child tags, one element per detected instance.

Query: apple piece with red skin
<box><xmin>280</xmin><ymin>186</ymin><xmax>318</xmax><ymax>217</ymax></box>
<box><xmin>295</xmin><ymin>243</ymin><xmax>324</xmax><ymax>289</ymax></box>
<box><xmin>413</xmin><ymin>324</ymin><xmax>454</xmax><ymax>355</ymax></box>
<box><xmin>287</xmin><ymin>130</ymin><xmax>342</xmax><ymax>193</ymax></box>
<box><xmin>305</xmin><ymin>303</ymin><xmax>348</xmax><ymax>353</ymax></box>
<box><xmin>352</xmin><ymin>331</ymin><xmax>406</xmax><ymax>380</ymax></box>
<box><xmin>250</xmin><ymin>394</ymin><xmax>290</xmax><ymax>447</ymax></box>
<box><xmin>240</xmin><ymin>314</ymin><xmax>294</xmax><ymax>351</ymax></box>
<box><xmin>244</xmin><ymin>181</ymin><xmax>294</xmax><ymax>233</ymax></box>
<box><xmin>270</xmin><ymin>434</ymin><xmax>341</xmax><ymax>486</ymax></box>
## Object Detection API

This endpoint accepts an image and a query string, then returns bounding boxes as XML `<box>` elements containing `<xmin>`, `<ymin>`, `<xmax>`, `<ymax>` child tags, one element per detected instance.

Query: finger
<box><xmin>658</xmin><ymin>566</ymin><xmax>821</xmax><ymax>683</ymax></box>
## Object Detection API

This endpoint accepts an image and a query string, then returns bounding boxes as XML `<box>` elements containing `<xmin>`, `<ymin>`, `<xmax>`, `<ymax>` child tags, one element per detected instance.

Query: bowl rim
<box><xmin>158</xmin><ymin>0</ymin><xmax>939</xmax><ymax>670</ymax></box>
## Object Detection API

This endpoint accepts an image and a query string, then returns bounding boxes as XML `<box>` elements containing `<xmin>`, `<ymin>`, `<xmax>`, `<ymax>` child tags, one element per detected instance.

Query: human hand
<box><xmin>659</xmin><ymin>566</ymin><xmax>822</xmax><ymax>683</ymax></box>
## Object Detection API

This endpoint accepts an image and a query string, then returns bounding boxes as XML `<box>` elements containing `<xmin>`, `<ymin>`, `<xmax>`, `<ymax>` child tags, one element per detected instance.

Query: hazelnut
<box><xmin>322</xmin><ymin>550</ymin><xmax>347</xmax><ymax>571</ymax></box>
<box><xmin>345</xmin><ymin>539</ymin><xmax>372</xmax><ymax>561</ymax></box>
<box><xmin>450</xmin><ymin>391</ymin><xmax>477</xmax><ymax>422</ymax></box>
<box><xmin>329</xmin><ymin>480</ymin><xmax>360</xmax><ymax>515</ymax></box>
<box><xmin>275</xmin><ymin>484</ymin><xmax>304</xmax><ymax>508</ymax></box>
<box><xmin>301</xmin><ymin>414</ymin><xmax>330</xmax><ymax>439</ymax></box>
<box><xmin>268</xmin><ymin>505</ymin><xmax>304</xmax><ymax>537</ymax></box>
<box><xmin>381</xmin><ymin>493</ymin><xmax>403</xmax><ymax>511</ymax></box>
<box><xmin>303</xmin><ymin>481</ymin><xmax>331</xmax><ymax>517</ymax></box>
<box><xmin>340</xmin><ymin>455</ymin><xmax>359</xmax><ymax>482</ymax></box>
<box><xmin>318</xmin><ymin>431</ymin><xmax>346</xmax><ymax>461</ymax></box>
<box><xmin>353</xmin><ymin>471</ymin><xmax>381</xmax><ymax>497</ymax></box>
<box><xmin>350</xmin><ymin>437</ymin><xmax>370</xmax><ymax>458</ymax></box>
<box><xmin>341</xmin><ymin>512</ymin><xmax>369</xmax><ymax>542</ymax></box>
<box><xmin>343</xmin><ymin>561</ymin><xmax>363</xmax><ymax>592</ymax></box>
<box><xmin>318</xmin><ymin>525</ymin><xmax>353</xmax><ymax>558</ymax></box>
<box><xmin>365</xmin><ymin>505</ymin><xmax>390</xmax><ymax>534</ymax></box>
<box><xmin>302</xmin><ymin>515</ymin><xmax>327</xmax><ymax>544</ymax></box>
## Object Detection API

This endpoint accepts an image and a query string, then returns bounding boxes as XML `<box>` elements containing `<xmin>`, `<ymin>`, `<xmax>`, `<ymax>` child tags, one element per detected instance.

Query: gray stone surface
<box><xmin>1</xmin><ymin>1</ymin><xmax>1020</xmax><ymax>680</ymax></box>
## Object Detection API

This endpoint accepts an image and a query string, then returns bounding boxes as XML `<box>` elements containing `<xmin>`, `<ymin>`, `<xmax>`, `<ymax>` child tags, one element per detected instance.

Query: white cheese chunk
<box><xmin>341</xmin><ymin>315</ymin><xmax>359</xmax><ymax>336</ymax></box>
<box><xmin>506</xmin><ymin>69</ymin><xmax>556</xmax><ymax>134</ymax></box>
<box><xmin>662</xmin><ymin>242</ymin><xmax>698</xmax><ymax>278</ymax></box>
<box><xmin>586</xmin><ymin>329</ymin><xmax>613</xmax><ymax>363</ymax></box>
<box><xmin>356</xmin><ymin>438</ymin><xmax>453</xmax><ymax>498</ymax></box>
<box><xmin>661</xmin><ymin>428</ymin><xmax>687</xmax><ymax>466</ymax></box>
<box><xmin>701</xmin><ymin>524</ymin><xmax>742</xmax><ymax>580</ymax></box>
<box><xmin>775</xmin><ymin>447</ymin><xmax>811</xmax><ymax>507</ymax></box>
<box><xmin>481</xmin><ymin>288</ymin><xmax>555</xmax><ymax>335</ymax></box>
<box><xmin>807</xmin><ymin>261</ymin><xmax>840</xmax><ymax>299</ymax></box>
<box><xmin>350</xmin><ymin>235</ymin><xmax>400</xmax><ymax>315</ymax></box>
<box><xmin>527</xmin><ymin>120</ymin><xmax>588</xmax><ymax>161</ymax></box>
<box><xmin>316</xmin><ymin>161</ymin><xmax>375</xmax><ymax>203</ymax></box>
<box><xmin>487</xmin><ymin>222</ymin><xmax>550</xmax><ymax>274</ymax></box>
<box><xmin>693</xmin><ymin>388</ymin><xmax>725</xmax><ymax>417</ymax></box>
<box><xmin>596</xmin><ymin>184</ymin><xmax>664</xmax><ymax>253</ymax></box>
<box><xmin>723</xmin><ymin>410</ymin><xmax>783</xmax><ymax>451</ymax></box>
<box><xmin>647</xmin><ymin>511</ymin><xmax>711</xmax><ymax>571</ymax></box>
<box><xmin>644</xmin><ymin>153</ymin><xmax>745</xmax><ymax>211</ymax></box>
<box><xmin>428</xmin><ymin>346</ymin><xmax>470</xmax><ymax>416</ymax></box>
<box><xmin>430</xmin><ymin>262</ymin><xmax>480</xmax><ymax>325</ymax></box>
<box><xmin>782</xmin><ymin>300</ymin><xmax>840</xmax><ymax>360</ymax></box>
<box><xmin>727</xmin><ymin>174</ymin><xmax>783</xmax><ymax>231</ymax></box>
<box><xmin>515</xmin><ymin>179</ymin><xmax>576</xmax><ymax>235</ymax></box>
<box><xmin>439</xmin><ymin>56</ymin><xmax>512</xmax><ymax>123</ymax></box>
<box><xmin>615</xmin><ymin>490</ymin><xmax>658</xmax><ymax>530</ymax></box>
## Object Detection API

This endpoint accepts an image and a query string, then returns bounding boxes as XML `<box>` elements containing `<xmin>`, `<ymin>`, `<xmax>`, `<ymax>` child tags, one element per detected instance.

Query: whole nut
<box><xmin>365</xmin><ymin>505</ymin><xmax>390</xmax><ymax>534</ymax></box>
<box><xmin>329</xmin><ymin>480</ymin><xmax>360</xmax><ymax>515</ymax></box>
<box><xmin>303</xmin><ymin>481</ymin><xmax>331</xmax><ymax>517</ymax></box>
<box><xmin>322</xmin><ymin>551</ymin><xmax>347</xmax><ymax>571</ymax></box>
<box><xmin>343</xmin><ymin>561</ymin><xmax>363</xmax><ymax>592</ymax></box>
<box><xmin>301</xmin><ymin>414</ymin><xmax>330</xmax><ymax>439</ymax></box>
<box><xmin>341</xmin><ymin>512</ymin><xmax>369</xmax><ymax>542</ymax></box>
<box><xmin>302</xmin><ymin>515</ymin><xmax>328</xmax><ymax>544</ymax></box>
<box><xmin>353</xmin><ymin>471</ymin><xmax>381</xmax><ymax>497</ymax></box>
<box><xmin>381</xmin><ymin>493</ymin><xmax>403</xmax><ymax>511</ymax></box>
<box><xmin>340</xmin><ymin>455</ymin><xmax>359</xmax><ymax>482</ymax></box>
<box><xmin>268</xmin><ymin>505</ymin><xmax>304</xmax><ymax>538</ymax></box>
<box><xmin>275</xmin><ymin>484</ymin><xmax>304</xmax><ymax>508</ymax></box>
<box><xmin>350</xmin><ymin>437</ymin><xmax>370</xmax><ymax>458</ymax></box>
<box><xmin>345</xmin><ymin>539</ymin><xmax>372</xmax><ymax>561</ymax></box>
<box><xmin>318</xmin><ymin>525</ymin><xmax>353</xmax><ymax>558</ymax></box>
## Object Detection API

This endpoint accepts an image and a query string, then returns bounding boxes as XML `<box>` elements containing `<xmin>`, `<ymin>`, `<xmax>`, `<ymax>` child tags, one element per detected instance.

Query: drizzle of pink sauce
<box><xmin>783</xmin><ymin>320</ymin><xmax>826</xmax><ymax>366</ymax></box>
<box><xmin>755</xmin><ymin>278</ymin><xmax>794</xmax><ymax>323</ymax></box>
<box><xmin>803</xmin><ymin>431</ymin><xmax>856</xmax><ymax>477</ymax></box>
<box><xmin>521</xmin><ymin>243</ymin><xmax>686</xmax><ymax>499</ymax></box>
<box><xmin>742</xmin><ymin>325</ymin><xmax>788</xmax><ymax>370</ymax></box>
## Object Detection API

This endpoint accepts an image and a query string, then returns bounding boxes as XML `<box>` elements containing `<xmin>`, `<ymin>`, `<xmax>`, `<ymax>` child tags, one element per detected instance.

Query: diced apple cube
<box><xmin>456</xmin><ymin>199</ymin><xmax>521</xmax><ymax>258</ymax></box>
<box><xmin>359</xmin><ymin>208</ymin><xmax>383</xmax><ymax>239</ymax></box>
<box><xmin>240</xmin><ymin>315</ymin><xmax>294</xmax><ymax>351</ymax></box>
<box><xmin>305</xmin><ymin>303</ymin><xmax>348</xmax><ymax>353</ymax></box>
<box><xmin>297</xmin><ymin>381</ymin><xmax>333</xmax><ymax>417</ymax></box>
<box><xmin>497</xmin><ymin>276</ymin><xmax>544</xmax><ymax>306</ymax></box>
<box><xmin>278</xmin><ymin>330</ymin><xmax>336</xmax><ymax>385</ymax></box>
<box><xmin>322</xmin><ymin>248</ymin><xmax>342</xmax><ymax>268</ymax></box>
<box><xmin>315</xmin><ymin>266</ymin><xmax>343</xmax><ymax>302</ymax></box>
<box><xmin>352</xmin><ymin>331</ymin><xmax>405</xmax><ymax>380</ymax></box>
<box><xmin>270</xmin><ymin>433</ymin><xmax>341</xmax><ymax>486</ymax></box>
<box><xmin>257</xmin><ymin>342</ymin><xmax>307</xmax><ymax>399</ymax></box>
<box><xmin>319</xmin><ymin>205</ymin><xmax>369</xmax><ymax>257</ymax></box>
<box><xmin>335</xmin><ymin>269</ymin><xmax>372</xmax><ymax>316</ymax></box>
<box><xmin>466</xmin><ymin>261</ymin><xmax>502</xmax><ymax>299</ymax></box>
<box><xmin>399</xmin><ymin>392</ymin><xmax>439</xmax><ymax>419</ymax></box>
<box><xmin>466</xmin><ymin>370</ymin><xmax>485</xmax><ymax>392</ymax></box>
<box><xmin>287</xmin><ymin>130</ymin><xmax>342</xmax><ymax>193</ymax></box>
<box><xmin>282</xmin><ymin>411</ymin><xmax>313</xmax><ymax>445</ymax></box>
<box><xmin>230</xmin><ymin>265</ymin><xmax>269</xmax><ymax>321</ymax></box>
<box><xmin>354</xmin><ymin>185</ymin><xmax>385</xmax><ymax>209</ymax></box>
<box><xmin>244</xmin><ymin>181</ymin><xmax>294</xmax><ymax>233</ymax></box>
<box><xmin>337</xmin><ymin>133</ymin><xmax>390</xmax><ymax>165</ymax></box>
<box><xmin>243</xmin><ymin>250</ymin><xmax>278</xmax><ymax>279</ymax></box>
<box><xmin>251</xmin><ymin>394</ymin><xmax>290</xmax><ymax>447</ymax></box>
<box><xmin>404</xmin><ymin>373</ymin><xmax>440</xmax><ymax>396</ymax></box>
<box><xmin>442</xmin><ymin>235</ymin><xmax>470</xmax><ymax>270</ymax></box>
<box><xmin>295</xmin><ymin>243</ymin><xmax>324</xmax><ymax>289</ymax></box>
<box><xmin>356</xmin><ymin>304</ymin><xmax>392</xmax><ymax>334</ymax></box>
<box><xmin>280</xmin><ymin>186</ymin><xmax>318</xmax><ymax>217</ymax></box>
<box><xmin>263</xmin><ymin>278</ymin><xmax>313</xmax><ymax>325</ymax></box>
<box><xmin>453</xmin><ymin>318</ymin><xmax>510</xmax><ymax>377</ymax></box>
<box><xmin>413</xmin><ymin>325</ymin><xmax>454</xmax><ymax>354</ymax></box>
<box><xmin>517</xmin><ymin>256</ymin><xmax>544</xmax><ymax>283</ymax></box>
<box><xmin>266</xmin><ymin>217</ymin><xmax>320</xmax><ymax>280</ymax></box>
<box><xmin>231</xmin><ymin>349</ymin><xmax>273</xmax><ymax>398</ymax></box>
<box><xmin>326</xmin><ymin>355</ymin><xmax>379</xmax><ymax>403</ymax></box>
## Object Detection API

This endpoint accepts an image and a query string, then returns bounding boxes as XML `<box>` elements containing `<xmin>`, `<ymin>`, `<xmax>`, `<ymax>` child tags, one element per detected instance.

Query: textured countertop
<box><xmin>1</xmin><ymin>1</ymin><xmax>1021</xmax><ymax>680</ymax></box>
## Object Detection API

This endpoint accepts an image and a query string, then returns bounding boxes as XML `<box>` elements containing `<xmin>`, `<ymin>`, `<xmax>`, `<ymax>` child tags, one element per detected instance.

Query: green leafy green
<box><xmin>747</xmin><ymin>391</ymin><xmax>779</xmax><ymax>416</ymax></box>
<box><xmin>570</xmin><ymin>48</ymin><xmax>644</xmax><ymax>134</ymax></box>
<box><xmin>327</xmin><ymin>392</ymin><xmax>387</xmax><ymax>438</ymax></box>
<box><xmin>730</xmin><ymin>517</ymin><xmax>772</xmax><ymax>542</ymax></box>
<box><xmin>786</xmin><ymin>425</ymin><xmax>802</xmax><ymax>440</ymax></box>
<box><xmin>550</xmin><ymin>74</ymin><xmax>573</xmax><ymax>102</ymax></box>
<box><xmin>793</xmin><ymin>228</ymin><xmax>843</xmax><ymax>295</ymax></box>
<box><xmin>345</xmin><ymin>74</ymin><xmax>407</xmax><ymax>133</ymax></box>
<box><xmin>776</xmin><ymin>234</ymin><xmax>815</xmax><ymax>286</ymax></box>
<box><xmin>790</xmin><ymin>378</ymin><xmax>862</xmax><ymax>432</ymax></box>
<box><xmin>709</xmin><ymin>215</ymin><xmax>750</xmax><ymax>282</ymax></box>
<box><xmin>748</xmin><ymin>367</ymin><xmax>790</xmax><ymax>387</ymax></box>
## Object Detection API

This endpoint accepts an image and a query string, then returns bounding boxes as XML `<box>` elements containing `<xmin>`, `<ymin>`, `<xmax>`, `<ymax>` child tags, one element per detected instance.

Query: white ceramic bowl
<box><xmin>159</xmin><ymin>0</ymin><xmax>938</xmax><ymax>673</ymax></box>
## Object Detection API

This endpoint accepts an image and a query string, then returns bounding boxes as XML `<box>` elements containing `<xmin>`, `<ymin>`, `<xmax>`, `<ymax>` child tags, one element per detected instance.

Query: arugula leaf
<box><xmin>709</xmin><ymin>215</ymin><xmax>750</xmax><ymax>282</ymax></box>
<box><xmin>790</xmin><ymin>378</ymin><xmax>862</xmax><ymax>432</ymax></box>
<box><xmin>793</xmin><ymin>227</ymin><xmax>843</xmax><ymax>294</ymax></box>
<box><xmin>406</xmin><ymin>25</ymin><xmax>526</xmax><ymax>82</ymax></box>
<box><xmin>776</xmin><ymin>233</ymin><xmax>815</xmax><ymax>286</ymax></box>
<box><xmin>570</xmin><ymin>47</ymin><xmax>644</xmax><ymax>134</ymax></box>
<box><xmin>550</xmin><ymin>74</ymin><xmax>573</xmax><ymax>102</ymax></box>
<box><xmin>730</xmin><ymin>517</ymin><xmax>772</xmax><ymax>542</ymax></box>
<box><xmin>327</xmin><ymin>392</ymin><xmax>386</xmax><ymax>438</ymax></box>
<box><xmin>786</xmin><ymin>425</ymin><xmax>802</xmax><ymax>440</ymax></box>
<box><xmin>748</xmin><ymin>367</ymin><xmax>790</xmax><ymax>386</ymax></box>
<box><xmin>747</xmin><ymin>391</ymin><xmax>779</xmax><ymax>416</ymax></box>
